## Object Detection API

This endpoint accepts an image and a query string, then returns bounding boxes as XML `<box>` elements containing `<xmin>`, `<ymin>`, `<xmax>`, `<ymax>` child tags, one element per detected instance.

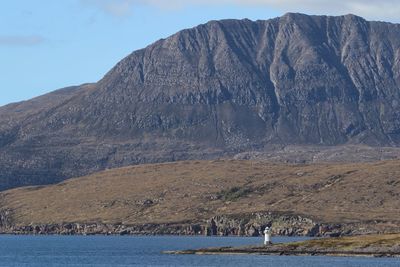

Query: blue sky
<box><xmin>1</xmin><ymin>0</ymin><xmax>399</xmax><ymax>106</ymax></box>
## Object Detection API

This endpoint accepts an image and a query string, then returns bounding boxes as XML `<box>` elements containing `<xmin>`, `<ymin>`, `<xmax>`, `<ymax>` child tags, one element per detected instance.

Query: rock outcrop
<box><xmin>204</xmin><ymin>213</ymin><xmax>317</xmax><ymax>236</ymax></box>
<box><xmin>0</xmin><ymin>209</ymin><xmax>12</xmax><ymax>229</ymax></box>
<box><xmin>1</xmin><ymin>13</ymin><xmax>400</xmax><ymax>190</ymax></box>
<box><xmin>1</xmin><ymin>212</ymin><xmax>398</xmax><ymax>237</ymax></box>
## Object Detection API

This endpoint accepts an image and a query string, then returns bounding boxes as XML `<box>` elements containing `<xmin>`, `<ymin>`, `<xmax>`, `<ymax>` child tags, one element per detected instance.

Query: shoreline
<box><xmin>2</xmin><ymin>212</ymin><xmax>399</xmax><ymax>237</ymax></box>
<box><xmin>164</xmin><ymin>233</ymin><xmax>400</xmax><ymax>258</ymax></box>
<box><xmin>0</xmin><ymin>221</ymin><xmax>398</xmax><ymax>237</ymax></box>
<box><xmin>165</xmin><ymin>248</ymin><xmax>400</xmax><ymax>258</ymax></box>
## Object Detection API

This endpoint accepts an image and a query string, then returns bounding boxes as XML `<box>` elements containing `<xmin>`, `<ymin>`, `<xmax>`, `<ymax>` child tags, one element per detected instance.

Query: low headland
<box><xmin>165</xmin><ymin>234</ymin><xmax>400</xmax><ymax>257</ymax></box>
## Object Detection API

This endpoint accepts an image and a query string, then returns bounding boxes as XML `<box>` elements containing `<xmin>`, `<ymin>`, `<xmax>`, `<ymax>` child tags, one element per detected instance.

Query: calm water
<box><xmin>0</xmin><ymin>235</ymin><xmax>399</xmax><ymax>267</ymax></box>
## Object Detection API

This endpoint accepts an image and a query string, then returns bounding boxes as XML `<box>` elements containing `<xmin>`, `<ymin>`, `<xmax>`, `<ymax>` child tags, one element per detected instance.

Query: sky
<box><xmin>1</xmin><ymin>0</ymin><xmax>399</xmax><ymax>106</ymax></box>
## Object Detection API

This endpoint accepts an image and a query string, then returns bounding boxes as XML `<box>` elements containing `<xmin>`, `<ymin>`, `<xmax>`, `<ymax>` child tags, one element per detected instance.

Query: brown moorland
<box><xmin>1</xmin><ymin>159</ymin><xmax>400</xmax><ymax>227</ymax></box>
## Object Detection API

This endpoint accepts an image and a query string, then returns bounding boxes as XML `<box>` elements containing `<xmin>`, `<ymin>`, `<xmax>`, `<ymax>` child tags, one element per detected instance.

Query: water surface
<box><xmin>0</xmin><ymin>235</ymin><xmax>398</xmax><ymax>266</ymax></box>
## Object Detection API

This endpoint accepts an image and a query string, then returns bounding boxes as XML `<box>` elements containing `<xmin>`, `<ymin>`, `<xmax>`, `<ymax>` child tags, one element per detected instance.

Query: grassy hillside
<box><xmin>1</xmin><ymin>159</ymin><xmax>400</xmax><ymax>226</ymax></box>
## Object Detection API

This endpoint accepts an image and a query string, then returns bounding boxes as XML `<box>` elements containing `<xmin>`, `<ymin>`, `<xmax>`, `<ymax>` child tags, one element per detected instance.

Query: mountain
<box><xmin>1</xmin><ymin>13</ymin><xmax>400</xmax><ymax>190</ymax></box>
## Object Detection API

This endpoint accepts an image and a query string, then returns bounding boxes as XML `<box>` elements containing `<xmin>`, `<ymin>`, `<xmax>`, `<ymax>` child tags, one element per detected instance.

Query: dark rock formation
<box><xmin>1</xmin><ymin>13</ymin><xmax>400</xmax><ymax>190</ymax></box>
<box><xmin>1</xmin><ymin>212</ymin><xmax>398</xmax><ymax>237</ymax></box>
<box><xmin>0</xmin><ymin>209</ymin><xmax>12</xmax><ymax>229</ymax></box>
<box><xmin>202</xmin><ymin>213</ymin><xmax>400</xmax><ymax>237</ymax></box>
<box><xmin>204</xmin><ymin>213</ymin><xmax>317</xmax><ymax>236</ymax></box>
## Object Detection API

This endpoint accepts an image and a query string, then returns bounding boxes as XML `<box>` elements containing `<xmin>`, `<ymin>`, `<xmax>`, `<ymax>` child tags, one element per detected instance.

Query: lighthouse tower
<box><xmin>263</xmin><ymin>226</ymin><xmax>272</xmax><ymax>245</ymax></box>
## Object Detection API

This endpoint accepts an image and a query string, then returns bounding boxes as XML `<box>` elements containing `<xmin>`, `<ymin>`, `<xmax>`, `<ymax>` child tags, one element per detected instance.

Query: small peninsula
<box><xmin>165</xmin><ymin>234</ymin><xmax>400</xmax><ymax>257</ymax></box>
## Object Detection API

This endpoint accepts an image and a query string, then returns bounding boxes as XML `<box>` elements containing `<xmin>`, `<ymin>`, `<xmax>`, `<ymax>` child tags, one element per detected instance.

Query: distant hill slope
<box><xmin>1</xmin><ymin>13</ymin><xmax>400</xmax><ymax>190</ymax></box>
<box><xmin>1</xmin><ymin>159</ymin><xmax>400</xmax><ymax>233</ymax></box>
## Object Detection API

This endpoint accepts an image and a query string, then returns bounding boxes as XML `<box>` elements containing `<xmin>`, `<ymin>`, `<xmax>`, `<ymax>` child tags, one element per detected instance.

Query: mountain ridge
<box><xmin>1</xmin><ymin>13</ymin><xmax>400</xmax><ymax>190</ymax></box>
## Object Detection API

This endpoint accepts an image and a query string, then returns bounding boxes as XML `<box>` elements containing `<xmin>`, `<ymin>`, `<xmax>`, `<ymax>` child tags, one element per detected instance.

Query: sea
<box><xmin>0</xmin><ymin>235</ymin><xmax>398</xmax><ymax>267</ymax></box>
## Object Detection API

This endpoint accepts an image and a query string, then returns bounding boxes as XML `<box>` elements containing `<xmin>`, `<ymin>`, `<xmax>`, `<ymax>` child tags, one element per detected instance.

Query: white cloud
<box><xmin>79</xmin><ymin>0</ymin><xmax>400</xmax><ymax>22</ymax></box>
<box><xmin>80</xmin><ymin>0</ymin><xmax>136</xmax><ymax>17</ymax></box>
<box><xmin>0</xmin><ymin>35</ymin><xmax>44</xmax><ymax>46</ymax></box>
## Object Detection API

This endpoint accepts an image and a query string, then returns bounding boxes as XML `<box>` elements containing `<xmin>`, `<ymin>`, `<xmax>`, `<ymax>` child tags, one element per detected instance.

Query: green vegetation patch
<box><xmin>217</xmin><ymin>186</ymin><xmax>252</xmax><ymax>202</ymax></box>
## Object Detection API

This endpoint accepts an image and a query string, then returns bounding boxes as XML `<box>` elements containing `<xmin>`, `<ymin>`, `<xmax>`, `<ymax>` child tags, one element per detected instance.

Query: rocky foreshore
<box><xmin>1</xmin><ymin>211</ymin><xmax>399</xmax><ymax>237</ymax></box>
<box><xmin>165</xmin><ymin>234</ymin><xmax>400</xmax><ymax>258</ymax></box>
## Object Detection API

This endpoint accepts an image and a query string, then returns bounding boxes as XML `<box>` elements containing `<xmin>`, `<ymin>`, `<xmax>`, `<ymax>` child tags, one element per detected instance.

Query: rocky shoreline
<box><xmin>1</xmin><ymin>210</ymin><xmax>399</xmax><ymax>237</ymax></box>
<box><xmin>164</xmin><ymin>246</ymin><xmax>400</xmax><ymax>258</ymax></box>
<box><xmin>165</xmin><ymin>234</ymin><xmax>400</xmax><ymax>258</ymax></box>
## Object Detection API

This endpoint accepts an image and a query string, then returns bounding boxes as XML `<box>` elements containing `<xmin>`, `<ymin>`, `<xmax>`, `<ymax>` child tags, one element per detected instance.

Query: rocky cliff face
<box><xmin>1</xmin><ymin>13</ymin><xmax>400</xmax><ymax>190</ymax></box>
<box><xmin>1</xmin><ymin>212</ymin><xmax>398</xmax><ymax>237</ymax></box>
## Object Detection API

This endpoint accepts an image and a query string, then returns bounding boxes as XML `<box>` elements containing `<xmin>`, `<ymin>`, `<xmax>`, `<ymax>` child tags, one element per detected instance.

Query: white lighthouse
<box><xmin>263</xmin><ymin>226</ymin><xmax>272</xmax><ymax>245</ymax></box>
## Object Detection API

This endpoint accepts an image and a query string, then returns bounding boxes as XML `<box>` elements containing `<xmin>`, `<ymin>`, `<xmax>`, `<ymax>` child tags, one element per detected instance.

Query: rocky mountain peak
<box><xmin>0</xmin><ymin>14</ymin><xmax>400</xmax><ymax>190</ymax></box>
